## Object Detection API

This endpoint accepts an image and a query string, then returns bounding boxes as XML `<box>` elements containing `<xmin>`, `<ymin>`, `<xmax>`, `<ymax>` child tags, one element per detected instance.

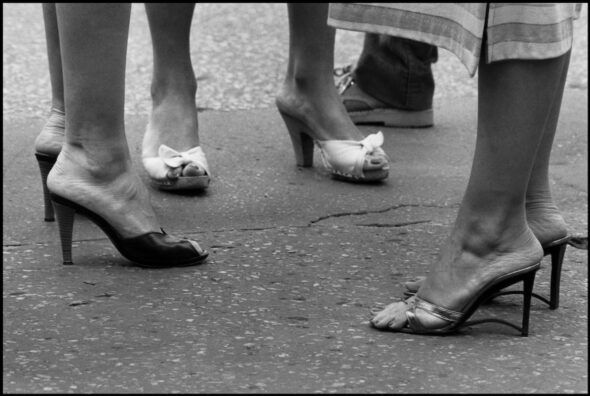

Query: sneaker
<box><xmin>335</xmin><ymin>65</ymin><xmax>434</xmax><ymax>128</ymax></box>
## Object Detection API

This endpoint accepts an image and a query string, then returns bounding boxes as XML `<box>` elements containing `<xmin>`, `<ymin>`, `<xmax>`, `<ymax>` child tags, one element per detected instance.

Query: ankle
<box><xmin>287</xmin><ymin>72</ymin><xmax>335</xmax><ymax>96</ymax></box>
<box><xmin>51</xmin><ymin>103</ymin><xmax>65</xmax><ymax>114</ymax></box>
<box><xmin>50</xmin><ymin>106</ymin><xmax>65</xmax><ymax>116</ymax></box>
<box><xmin>60</xmin><ymin>142</ymin><xmax>133</xmax><ymax>180</ymax></box>
<box><xmin>150</xmin><ymin>75</ymin><xmax>197</xmax><ymax>105</ymax></box>
<box><xmin>526</xmin><ymin>187</ymin><xmax>556</xmax><ymax>207</ymax></box>
<box><xmin>453</xmin><ymin>207</ymin><xmax>535</xmax><ymax>254</ymax></box>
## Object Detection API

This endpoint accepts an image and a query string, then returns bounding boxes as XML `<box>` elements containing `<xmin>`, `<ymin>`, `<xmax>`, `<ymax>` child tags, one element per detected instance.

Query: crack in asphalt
<box><xmin>3</xmin><ymin>203</ymin><xmax>455</xmax><ymax>248</ymax></box>
<box><xmin>356</xmin><ymin>220</ymin><xmax>432</xmax><ymax>228</ymax></box>
<box><xmin>307</xmin><ymin>203</ymin><xmax>451</xmax><ymax>225</ymax></box>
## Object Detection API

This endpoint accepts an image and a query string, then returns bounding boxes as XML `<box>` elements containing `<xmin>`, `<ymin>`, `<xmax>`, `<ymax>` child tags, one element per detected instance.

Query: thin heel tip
<box><xmin>62</xmin><ymin>261</ymin><xmax>74</xmax><ymax>265</ymax></box>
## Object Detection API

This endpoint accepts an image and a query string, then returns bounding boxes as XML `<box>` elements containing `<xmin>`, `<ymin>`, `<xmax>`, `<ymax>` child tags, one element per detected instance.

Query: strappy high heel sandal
<box><xmin>398</xmin><ymin>262</ymin><xmax>541</xmax><ymax>336</ymax></box>
<box><xmin>277</xmin><ymin>109</ymin><xmax>389</xmax><ymax>183</ymax></box>
<box><xmin>403</xmin><ymin>236</ymin><xmax>576</xmax><ymax>310</ymax></box>
<box><xmin>34</xmin><ymin>108</ymin><xmax>65</xmax><ymax>221</ymax></box>
<box><xmin>50</xmin><ymin>193</ymin><xmax>208</xmax><ymax>268</ymax></box>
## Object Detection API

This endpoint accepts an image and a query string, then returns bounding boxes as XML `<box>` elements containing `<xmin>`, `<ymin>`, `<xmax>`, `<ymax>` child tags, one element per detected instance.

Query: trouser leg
<box><xmin>353</xmin><ymin>34</ymin><xmax>437</xmax><ymax>111</ymax></box>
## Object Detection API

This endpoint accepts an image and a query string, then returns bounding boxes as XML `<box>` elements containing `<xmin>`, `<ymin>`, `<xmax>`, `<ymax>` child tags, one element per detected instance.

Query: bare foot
<box><xmin>526</xmin><ymin>200</ymin><xmax>569</xmax><ymax>244</ymax></box>
<box><xmin>48</xmin><ymin>144</ymin><xmax>161</xmax><ymax>239</ymax></box>
<box><xmin>375</xmin><ymin>219</ymin><xmax>543</xmax><ymax>332</ymax></box>
<box><xmin>371</xmin><ymin>296</ymin><xmax>415</xmax><ymax>330</ymax></box>
<box><xmin>142</xmin><ymin>82</ymin><xmax>208</xmax><ymax>183</ymax></box>
<box><xmin>34</xmin><ymin>108</ymin><xmax>65</xmax><ymax>157</ymax></box>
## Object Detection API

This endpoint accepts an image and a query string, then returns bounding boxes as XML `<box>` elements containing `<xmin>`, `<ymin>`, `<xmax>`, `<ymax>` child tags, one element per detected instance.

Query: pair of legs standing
<box><xmin>370</xmin><ymin>46</ymin><xmax>571</xmax><ymax>332</ymax></box>
<box><xmin>340</xmin><ymin>14</ymin><xmax>572</xmax><ymax>312</ymax></box>
<box><xmin>41</xmin><ymin>4</ymin><xmax>207</xmax><ymax>267</ymax></box>
<box><xmin>36</xmin><ymin>3</ymin><xmax>206</xmax><ymax>200</ymax></box>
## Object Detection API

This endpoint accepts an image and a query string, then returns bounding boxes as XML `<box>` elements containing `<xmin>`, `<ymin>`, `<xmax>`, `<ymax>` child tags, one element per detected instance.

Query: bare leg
<box><xmin>526</xmin><ymin>52</ymin><xmax>572</xmax><ymax>244</ymax></box>
<box><xmin>34</xmin><ymin>3</ymin><xmax>65</xmax><ymax>157</ymax></box>
<box><xmin>47</xmin><ymin>3</ymin><xmax>160</xmax><ymax>238</ymax></box>
<box><xmin>42</xmin><ymin>3</ymin><xmax>64</xmax><ymax>112</ymax></box>
<box><xmin>402</xmin><ymin>52</ymin><xmax>572</xmax><ymax>294</ymax></box>
<box><xmin>142</xmin><ymin>3</ymin><xmax>207</xmax><ymax>182</ymax></box>
<box><xmin>372</xmin><ymin>52</ymin><xmax>570</xmax><ymax>331</ymax></box>
<box><xmin>277</xmin><ymin>3</ymin><xmax>388</xmax><ymax>173</ymax></box>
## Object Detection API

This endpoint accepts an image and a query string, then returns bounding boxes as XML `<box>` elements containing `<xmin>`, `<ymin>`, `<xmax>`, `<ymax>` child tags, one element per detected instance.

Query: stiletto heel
<box><xmin>279</xmin><ymin>112</ymin><xmax>314</xmax><ymax>167</ymax></box>
<box><xmin>399</xmin><ymin>263</ymin><xmax>541</xmax><ymax>336</ymax></box>
<box><xmin>49</xmin><ymin>193</ymin><xmax>208</xmax><ymax>268</ymax></box>
<box><xmin>35</xmin><ymin>153</ymin><xmax>57</xmax><ymax>222</ymax></box>
<box><xmin>520</xmin><ymin>269</ymin><xmax>536</xmax><ymax>336</ymax></box>
<box><xmin>52</xmin><ymin>199</ymin><xmax>75</xmax><ymax>265</ymax></box>
<box><xmin>546</xmin><ymin>242</ymin><xmax>567</xmax><ymax>310</ymax></box>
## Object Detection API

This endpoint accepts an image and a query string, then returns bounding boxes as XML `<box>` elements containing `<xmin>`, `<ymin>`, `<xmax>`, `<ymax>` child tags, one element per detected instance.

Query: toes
<box><xmin>165</xmin><ymin>163</ymin><xmax>207</xmax><ymax>180</ymax></box>
<box><xmin>187</xmin><ymin>239</ymin><xmax>205</xmax><ymax>255</ymax></box>
<box><xmin>364</xmin><ymin>152</ymin><xmax>390</xmax><ymax>171</ymax></box>
<box><xmin>370</xmin><ymin>300</ymin><xmax>410</xmax><ymax>330</ymax></box>
<box><xmin>166</xmin><ymin>167</ymin><xmax>182</xmax><ymax>180</ymax></box>
<box><xmin>181</xmin><ymin>164</ymin><xmax>206</xmax><ymax>177</ymax></box>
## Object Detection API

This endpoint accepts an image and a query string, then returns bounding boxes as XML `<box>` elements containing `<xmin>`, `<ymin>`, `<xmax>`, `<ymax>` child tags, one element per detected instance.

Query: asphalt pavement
<box><xmin>3</xmin><ymin>3</ymin><xmax>588</xmax><ymax>394</ymax></box>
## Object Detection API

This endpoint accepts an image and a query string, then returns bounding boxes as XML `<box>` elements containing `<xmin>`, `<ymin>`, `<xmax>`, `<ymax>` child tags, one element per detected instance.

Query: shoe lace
<box><xmin>334</xmin><ymin>64</ymin><xmax>355</xmax><ymax>95</ymax></box>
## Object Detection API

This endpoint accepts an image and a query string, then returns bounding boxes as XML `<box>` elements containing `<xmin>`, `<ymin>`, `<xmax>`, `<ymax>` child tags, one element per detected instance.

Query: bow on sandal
<box><xmin>142</xmin><ymin>144</ymin><xmax>211</xmax><ymax>191</ymax></box>
<box><xmin>316</xmin><ymin>131</ymin><xmax>388</xmax><ymax>181</ymax></box>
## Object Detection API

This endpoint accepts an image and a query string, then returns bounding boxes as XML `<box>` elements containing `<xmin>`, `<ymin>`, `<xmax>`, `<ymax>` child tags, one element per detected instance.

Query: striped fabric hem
<box><xmin>328</xmin><ymin>3</ymin><xmax>581</xmax><ymax>76</ymax></box>
<box><xmin>328</xmin><ymin>3</ymin><xmax>485</xmax><ymax>75</ymax></box>
<box><xmin>490</xmin><ymin>37</ymin><xmax>575</xmax><ymax>64</ymax></box>
<box><xmin>486</xmin><ymin>4</ymin><xmax>578</xmax><ymax>64</ymax></box>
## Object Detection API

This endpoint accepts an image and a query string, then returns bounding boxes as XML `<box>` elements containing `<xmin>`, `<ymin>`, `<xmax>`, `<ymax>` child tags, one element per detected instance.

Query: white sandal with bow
<box><xmin>142</xmin><ymin>144</ymin><xmax>211</xmax><ymax>191</ymax></box>
<box><xmin>278</xmin><ymin>110</ymin><xmax>389</xmax><ymax>182</ymax></box>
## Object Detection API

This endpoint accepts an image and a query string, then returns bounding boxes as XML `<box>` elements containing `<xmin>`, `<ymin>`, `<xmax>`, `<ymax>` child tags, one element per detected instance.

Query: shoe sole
<box><xmin>349</xmin><ymin>108</ymin><xmax>434</xmax><ymax>128</ymax></box>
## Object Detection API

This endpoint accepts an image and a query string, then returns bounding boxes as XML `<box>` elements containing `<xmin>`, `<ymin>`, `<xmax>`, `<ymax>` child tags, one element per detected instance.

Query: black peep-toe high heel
<box><xmin>50</xmin><ymin>193</ymin><xmax>208</xmax><ymax>268</ymax></box>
